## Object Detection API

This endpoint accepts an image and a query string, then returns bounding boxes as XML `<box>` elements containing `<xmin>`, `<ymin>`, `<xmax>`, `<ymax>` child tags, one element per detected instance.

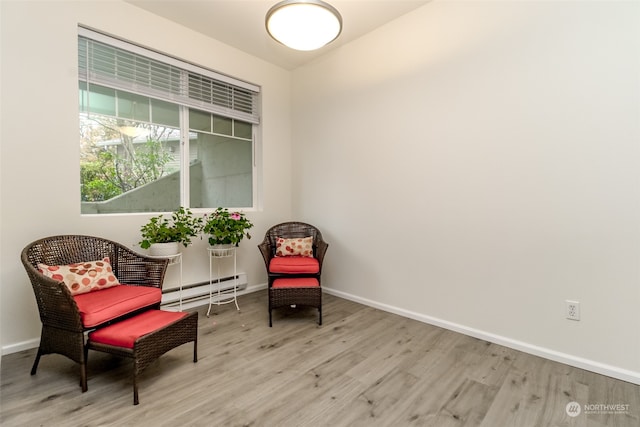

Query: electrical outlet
<box><xmin>565</xmin><ymin>300</ymin><xmax>580</xmax><ymax>321</ymax></box>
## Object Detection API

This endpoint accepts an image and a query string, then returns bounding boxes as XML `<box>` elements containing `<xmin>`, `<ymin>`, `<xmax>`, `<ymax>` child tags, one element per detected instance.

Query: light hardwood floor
<box><xmin>1</xmin><ymin>290</ymin><xmax>638</xmax><ymax>426</ymax></box>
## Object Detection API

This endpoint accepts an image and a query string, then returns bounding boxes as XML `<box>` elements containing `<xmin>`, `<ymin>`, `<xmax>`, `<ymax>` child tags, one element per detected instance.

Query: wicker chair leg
<box><xmin>80</xmin><ymin>362</ymin><xmax>88</xmax><ymax>392</ymax></box>
<box><xmin>268</xmin><ymin>292</ymin><xmax>273</xmax><ymax>327</ymax></box>
<box><xmin>80</xmin><ymin>343</ymin><xmax>89</xmax><ymax>392</ymax></box>
<box><xmin>30</xmin><ymin>348</ymin><xmax>42</xmax><ymax>375</ymax></box>
<box><xmin>133</xmin><ymin>361</ymin><xmax>140</xmax><ymax>405</ymax></box>
<box><xmin>318</xmin><ymin>307</ymin><xmax>322</xmax><ymax>326</ymax></box>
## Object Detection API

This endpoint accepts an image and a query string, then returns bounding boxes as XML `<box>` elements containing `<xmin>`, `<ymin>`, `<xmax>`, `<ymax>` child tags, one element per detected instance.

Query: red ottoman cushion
<box><xmin>74</xmin><ymin>285</ymin><xmax>162</xmax><ymax>328</ymax></box>
<box><xmin>89</xmin><ymin>310</ymin><xmax>187</xmax><ymax>349</ymax></box>
<box><xmin>273</xmin><ymin>278</ymin><xmax>319</xmax><ymax>288</ymax></box>
<box><xmin>269</xmin><ymin>256</ymin><xmax>319</xmax><ymax>274</ymax></box>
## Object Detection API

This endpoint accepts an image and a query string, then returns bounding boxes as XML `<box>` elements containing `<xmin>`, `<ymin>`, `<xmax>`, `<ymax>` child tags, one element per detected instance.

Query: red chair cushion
<box><xmin>74</xmin><ymin>285</ymin><xmax>162</xmax><ymax>328</ymax></box>
<box><xmin>89</xmin><ymin>310</ymin><xmax>187</xmax><ymax>349</ymax></box>
<box><xmin>269</xmin><ymin>256</ymin><xmax>319</xmax><ymax>274</ymax></box>
<box><xmin>273</xmin><ymin>278</ymin><xmax>319</xmax><ymax>288</ymax></box>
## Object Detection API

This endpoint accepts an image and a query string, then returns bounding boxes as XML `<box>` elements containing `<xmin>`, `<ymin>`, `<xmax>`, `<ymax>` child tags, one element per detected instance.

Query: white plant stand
<box><xmin>207</xmin><ymin>246</ymin><xmax>239</xmax><ymax>317</ymax></box>
<box><xmin>149</xmin><ymin>252</ymin><xmax>183</xmax><ymax>311</ymax></box>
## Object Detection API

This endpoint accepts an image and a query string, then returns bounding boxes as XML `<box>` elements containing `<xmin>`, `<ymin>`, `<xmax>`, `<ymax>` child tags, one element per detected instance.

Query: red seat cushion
<box><xmin>89</xmin><ymin>310</ymin><xmax>187</xmax><ymax>349</ymax></box>
<box><xmin>272</xmin><ymin>278</ymin><xmax>319</xmax><ymax>288</ymax></box>
<box><xmin>74</xmin><ymin>285</ymin><xmax>162</xmax><ymax>328</ymax></box>
<box><xmin>269</xmin><ymin>256</ymin><xmax>319</xmax><ymax>274</ymax></box>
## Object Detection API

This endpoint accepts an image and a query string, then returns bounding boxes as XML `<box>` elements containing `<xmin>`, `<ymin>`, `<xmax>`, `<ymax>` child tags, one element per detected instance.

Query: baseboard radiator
<box><xmin>161</xmin><ymin>272</ymin><xmax>247</xmax><ymax>311</ymax></box>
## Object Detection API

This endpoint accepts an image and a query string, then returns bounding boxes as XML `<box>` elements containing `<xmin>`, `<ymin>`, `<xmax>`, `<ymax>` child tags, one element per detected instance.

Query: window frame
<box><xmin>78</xmin><ymin>28</ymin><xmax>261</xmax><ymax>214</ymax></box>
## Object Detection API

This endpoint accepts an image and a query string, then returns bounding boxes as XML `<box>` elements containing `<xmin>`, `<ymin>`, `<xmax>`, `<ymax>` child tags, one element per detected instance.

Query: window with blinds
<box><xmin>78</xmin><ymin>28</ymin><xmax>259</xmax><ymax>215</ymax></box>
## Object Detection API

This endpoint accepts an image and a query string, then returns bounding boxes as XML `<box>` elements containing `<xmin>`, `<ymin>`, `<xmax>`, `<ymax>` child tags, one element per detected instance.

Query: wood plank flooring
<box><xmin>1</xmin><ymin>290</ymin><xmax>638</xmax><ymax>426</ymax></box>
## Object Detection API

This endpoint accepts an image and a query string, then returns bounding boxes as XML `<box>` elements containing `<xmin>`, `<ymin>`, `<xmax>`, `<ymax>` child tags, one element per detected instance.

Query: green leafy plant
<box><xmin>139</xmin><ymin>207</ymin><xmax>204</xmax><ymax>248</ymax></box>
<box><xmin>203</xmin><ymin>208</ymin><xmax>253</xmax><ymax>246</ymax></box>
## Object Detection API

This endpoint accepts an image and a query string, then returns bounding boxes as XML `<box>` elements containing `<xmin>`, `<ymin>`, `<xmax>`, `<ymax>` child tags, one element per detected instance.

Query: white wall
<box><xmin>0</xmin><ymin>1</ymin><xmax>292</xmax><ymax>353</ymax></box>
<box><xmin>292</xmin><ymin>1</ymin><xmax>640</xmax><ymax>382</ymax></box>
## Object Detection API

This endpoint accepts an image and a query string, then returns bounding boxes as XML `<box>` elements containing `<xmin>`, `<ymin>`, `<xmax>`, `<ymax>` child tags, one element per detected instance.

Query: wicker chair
<box><xmin>258</xmin><ymin>222</ymin><xmax>328</xmax><ymax>326</ymax></box>
<box><xmin>20</xmin><ymin>235</ymin><xmax>168</xmax><ymax>392</ymax></box>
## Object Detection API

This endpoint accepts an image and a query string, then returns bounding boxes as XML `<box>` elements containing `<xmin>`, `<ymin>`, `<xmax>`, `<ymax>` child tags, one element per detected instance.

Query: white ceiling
<box><xmin>125</xmin><ymin>0</ymin><xmax>431</xmax><ymax>70</ymax></box>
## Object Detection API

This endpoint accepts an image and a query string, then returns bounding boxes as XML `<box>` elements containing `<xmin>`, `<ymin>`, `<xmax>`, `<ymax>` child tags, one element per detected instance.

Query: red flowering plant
<box><xmin>203</xmin><ymin>208</ymin><xmax>253</xmax><ymax>246</ymax></box>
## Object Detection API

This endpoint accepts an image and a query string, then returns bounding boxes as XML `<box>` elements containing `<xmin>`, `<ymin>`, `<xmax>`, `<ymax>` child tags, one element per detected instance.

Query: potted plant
<box><xmin>139</xmin><ymin>207</ymin><xmax>204</xmax><ymax>256</ymax></box>
<box><xmin>203</xmin><ymin>208</ymin><xmax>253</xmax><ymax>248</ymax></box>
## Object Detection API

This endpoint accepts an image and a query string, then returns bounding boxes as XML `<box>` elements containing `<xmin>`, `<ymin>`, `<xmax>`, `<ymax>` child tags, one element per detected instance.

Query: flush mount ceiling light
<box><xmin>266</xmin><ymin>0</ymin><xmax>342</xmax><ymax>51</ymax></box>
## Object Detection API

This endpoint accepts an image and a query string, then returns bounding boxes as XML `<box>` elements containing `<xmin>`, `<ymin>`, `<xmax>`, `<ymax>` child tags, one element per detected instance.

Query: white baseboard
<box><xmin>322</xmin><ymin>287</ymin><xmax>640</xmax><ymax>386</ymax></box>
<box><xmin>2</xmin><ymin>338</ymin><xmax>40</xmax><ymax>356</ymax></box>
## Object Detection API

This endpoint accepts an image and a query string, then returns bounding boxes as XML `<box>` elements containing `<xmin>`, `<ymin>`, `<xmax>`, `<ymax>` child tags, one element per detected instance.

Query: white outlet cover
<box><xmin>565</xmin><ymin>300</ymin><xmax>580</xmax><ymax>321</ymax></box>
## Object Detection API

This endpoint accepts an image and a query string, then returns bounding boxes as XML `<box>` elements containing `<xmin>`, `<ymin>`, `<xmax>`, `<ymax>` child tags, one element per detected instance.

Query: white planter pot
<box><xmin>210</xmin><ymin>244</ymin><xmax>234</xmax><ymax>249</ymax></box>
<box><xmin>208</xmin><ymin>243</ymin><xmax>235</xmax><ymax>257</ymax></box>
<box><xmin>149</xmin><ymin>242</ymin><xmax>181</xmax><ymax>257</ymax></box>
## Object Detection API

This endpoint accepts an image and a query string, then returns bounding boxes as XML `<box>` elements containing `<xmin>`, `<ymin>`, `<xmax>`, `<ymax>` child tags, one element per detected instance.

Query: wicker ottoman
<box><xmin>269</xmin><ymin>278</ymin><xmax>322</xmax><ymax>326</ymax></box>
<box><xmin>87</xmin><ymin>310</ymin><xmax>198</xmax><ymax>405</ymax></box>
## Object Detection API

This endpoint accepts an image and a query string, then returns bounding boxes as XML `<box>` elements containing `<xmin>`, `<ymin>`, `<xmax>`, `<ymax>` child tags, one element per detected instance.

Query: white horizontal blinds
<box><xmin>78</xmin><ymin>32</ymin><xmax>259</xmax><ymax>124</ymax></box>
<box><xmin>188</xmin><ymin>74</ymin><xmax>255</xmax><ymax>117</ymax></box>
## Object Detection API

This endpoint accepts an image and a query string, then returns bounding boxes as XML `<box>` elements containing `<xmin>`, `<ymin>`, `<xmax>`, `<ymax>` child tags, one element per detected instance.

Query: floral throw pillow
<box><xmin>275</xmin><ymin>237</ymin><xmax>313</xmax><ymax>257</ymax></box>
<box><xmin>38</xmin><ymin>257</ymin><xmax>120</xmax><ymax>295</ymax></box>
